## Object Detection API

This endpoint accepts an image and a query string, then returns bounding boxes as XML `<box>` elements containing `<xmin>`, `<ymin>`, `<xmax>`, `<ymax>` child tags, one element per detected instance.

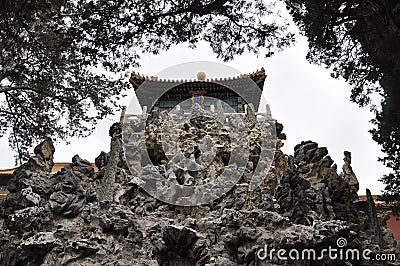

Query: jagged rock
<box><xmin>366</xmin><ymin>188</ymin><xmax>384</xmax><ymax>247</ymax></box>
<box><xmin>7</xmin><ymin>170</ymin><xmax>54</xmax><ymax>195</ymax></box>
<box><xmin>49</xmin><ymin>166</ymin><xmax>86</xmax><ymax>217</ymax></box>
<box><xmin>95</xmin><ymin>151</ymin><xmax>109</xmax><ymax>169</ymax></box>
<box><xmin>80</xmin><ymin>203</ymin><xmax>99</xmax><ymax>224</ymax></box>
<box><xmin>109</xmin><ymin>122</ymin><xmax>122</xmax><ymax>138</ymax></box>
<box><xmin>0</xmin><ymin>114</ymin><xmax>399</xmax><ymax>266</ymax></box>
<box><xmin>127</xmin><ymin>108</ymin><xmax>276</xmax><ymax>206</ymax></box>
<box><xmin>306</xmin><ymin>183</ymin><xmax>336</xmax><ymax>220</ymax></box>
<box><xmin>71</xmin><ymin>155</ymin><xmax>95</xmax><ymax>178</ymax></box>
<box><xmin>59</xmin><ymin>239</ymin><xmax>100</xmax><ymax>265</ymax></box>
<box><xmin>2</xmin><ymin>170</ymin><xmax>53</xmax><ymax>215</ymax></box>
<box><xmin>192</xmin><ymin>238</ymin><xmax>211</xmax><ymax>264</ymax></box>
<box><xmin>22</xmin><ymin>231</ymin><xmax>56</xmax><ymax>248</ymax></box>
<box><xmin>5</xmin><ymin>206</ymin><xmax>53</xmax><ymax>233</ymax></box>
<box><xmin>100</xmin><ymin>121</ymin><xmax>124</xmax><ymax>204</ymax></box>
<box><xmin>33</xmin><ymin>137</ymin><xmax>55</xmax><ymax>171</ymax></box>
<box><xmin>21</xmin><ymin>186</ymin><xmax>41</xmax><ymax>206</ymax></box>
<box><xmin>126</xmin><ymin>260</ymin><xmax>159</xmax><ymax>266</ymax></box>
<box><xmin>157</xmin><ymin>225</ymin><xmax>208</xmax><ymax>265</ymax></box>
<box><xmin>164</xmin><ymin>225</ymin><xmax>198</xmax><ymax>252</ymax></box>
<box><xmin>215</xmin><ymin>100</ymin><xmax>225</xmax><ymax>124</ymax></box>
<box><xmin>275</xmin><ymin>122</ymin><xmax>286</xmax><ymax>140</ymax></box>
<box><xmin>4</xmin><ymin>232</ymin><xmax>56</xmax><ymax>266</ymax></box>
<box><xmin>94</xmin><ymin>204</ymin><xmax>139</xmax><ymax>237</ymax></box>
<box><xmin>340</xmin><ymin>151</ymin><xmax>359</xmax><ymax>194</ymax></box>
<box><xmin>85</xmin><ymin>187</ymin><xmax>97</xmax><ymax>203</ymax></box>
<box><xmin>258</xmin><ymin>192</ymin><xmax>275</xmax><ymax>211</ymax></box>
<box><xmin>278</xmin><ymin>220</ymin><xmax>350</xmax><ymax>247</ymax></box>
<box><xmin>1</xmin><ymin>189</ymin><xmax>40</xmax><ymax>216</ymax></box>
<box><xmin>275</xmin><ymin>169</ymin><xmax>313</xmax><ymax>225</ymax></box>
<box><xmin>189</xmin><ymin>103</ymin><xmax>214</xmax><ymax>129</ymax></box>
<box><xmin>245</xmin><ymin>103</ymin><xmax>257</xmax><ymax>127</ymax></box>
<box><xmin>292</xmin><ymin>141</ymin><xmax>358</xmax><ymax>222</ymax></box>
<box><xmin>14</xmin><ymin>137</ymin><xmax>55</xmax><ymax>174</ymax></box>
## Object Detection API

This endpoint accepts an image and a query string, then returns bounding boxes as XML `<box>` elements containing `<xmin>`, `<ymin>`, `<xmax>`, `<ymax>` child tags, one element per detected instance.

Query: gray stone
<box><xmin>245</xmin><ymin>103</ymin><xmax>257</xmax><ymax>127</ymax></box>
<box><xmin>49</xmin><ymin>167</ymin><xmax>86</xmax><ymax>217</ymax></box>
<box><xmin>21</xmin><ymin>186</ymin><xmax>41</xmax><ymax>206</ymax></box>
<box><xmin>163</xmin><ymin>225</ymin><xmax>198</xmax><ymax>252</ymax></box>
<box><xmin>95</xmin><ymin>151</ymin><xmax>109</xmax><ymax>169</ymax></box>
<box><xmin>0</xmin><ymin>117</ymin><xmax>399</xmax><ymax>266</ymax></box>
<box><xmin>22</xmin><ymin>232</ymin><xmax>56</xmax><ymax>247</ymax></box>
<box><xmin>340</xmin><ymin>151</ymin><xmax>359</xmax><ymax>194</ymax></box>
<box><xmin>5</xmin><ymin>206</ymin><xmax>53</xmax><ymax>233</ymax></box>
<box><xmin>71</xmin><ymin>155</ymin><xmax>95</xmax><ymax>177</ymax></box>
<box><xmin>12</xmin><ymin>138</ymin><xmax>55</xmax><ymax>175</ymax></box>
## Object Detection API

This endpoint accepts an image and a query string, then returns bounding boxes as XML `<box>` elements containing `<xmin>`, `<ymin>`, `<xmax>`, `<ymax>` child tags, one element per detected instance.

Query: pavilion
<box><xmin>129</xmin><ymin>68</ymin><xmax>267</xmax><ymax>113</ymax></box>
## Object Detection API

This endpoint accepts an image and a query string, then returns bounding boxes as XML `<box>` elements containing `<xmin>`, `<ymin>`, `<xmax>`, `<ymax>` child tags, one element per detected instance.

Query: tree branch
<box><xmin>4</xmin><ymin>93</ymin><xmax>23</xmax><ymax>165</ymax></box>
<box><xmin>0</xmin><ymin>110</ymin><xmax>20</xmax><ymax>116</ymax></box>
<box><xmin>0</xmin><ymin>85</ymin><xmax>72</xmax><ymax>103</ymax></box>
<box><xmin>188</xmin><ymin>0</ymin><xmax>230</xmax><ymax>15</ymax></box>
<box><xmin>141</xmin><ymin>0</ymin><xmax>229</xmax><ymax>23</ymax></box>
<box><xmin>0</xmin><ymin>86</ymin><xmax>41</xmax><ymax>94</ymax></box>
<box><xmin>5</xmin><ymin>92</ymin><xmax>38</xmax><ymax>127</ymax></box>
<box><xmin>332</xmin><ymin>16</ymin><xmax>360</xmax><ymax>26</ymax></box>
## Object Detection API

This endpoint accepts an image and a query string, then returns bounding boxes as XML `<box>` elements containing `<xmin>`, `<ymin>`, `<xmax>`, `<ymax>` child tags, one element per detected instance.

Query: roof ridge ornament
<box><xmin>129</xmin><ymin>68</ymin><xmax>267</xmax><ymax>91</ymax></box>
<box><xmin>197</xmin><ymin>71</ymin><xmax>206</xmax><ymax>81</ymax></box>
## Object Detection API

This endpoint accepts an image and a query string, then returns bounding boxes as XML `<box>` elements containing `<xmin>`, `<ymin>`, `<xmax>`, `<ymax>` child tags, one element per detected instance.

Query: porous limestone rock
<box><xmin>0</xmin><ymin>111</ymin><xmax>398</xmax><ymax>266</ymax></box>
<box><xmin>15</xmin><ymin>137</ymin><xmax>55</xmax><ymax>173</ymax></box>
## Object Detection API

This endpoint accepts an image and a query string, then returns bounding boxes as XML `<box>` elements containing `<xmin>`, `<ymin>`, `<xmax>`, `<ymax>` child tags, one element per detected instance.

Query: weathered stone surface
<box><xmin>21</xmin><ymin>186</ymin><xmax>41</xmax><ymax>206</ymax></box>
<box><xmin>340</xmin><ymin>151</ymin><xmax>359</xmax><ymax>194</ymax></box>
<box><xmin>49</xmin><ymin>166</ymin><xmax>86</xmax><ymax>217</ymax></box>
<box><xmin>23</xmin><ymin>232</ymin><xmax>56</xmax><ymax>246</ymax></box>
<box><xmin>7</xmin><ymin>169</ymin><xmax>54</xmax><ymax>194</ymax></box>
<box><xmin>366</xmin><ymin>188</ymin><xmax>384</xmax><ymax>247</ymax></box>
<box><xmin>5</xmin><ymin>206</ymin><xmax>53</xmax><ymax>233</ymax></box>
<box><xmin>71</xmin><ymin>155</ymin><xmax>95</xmax><ymax>178</ymax></box>
<box><xmin>13</xmin><ymin>137</ymin><xmax>55</xmax><ymax>174</ymax></box>
<box><xmin>33</xmin><ymin>137</ymin><xmax>55</xmax><ymax>171</ymax></box>
<box><xmin>99</xmin><ymin>122</ymin><xmax>123</xmax><ymax>204</ymax></box>
<box><xmin>245</xmin><ymin>103</ymin><xmax>257</xmax><ymax>127</ymax></box>
<box><xmin>2</xmin><ymin>170</ymin><xmax>54</xmax><ymax>216</ymax></box>
<box><xmin>163</xmin><ymin>225</ymin><xmax>198</xmax><ymax>251</ymax></box>
<box><xmin>0</xmin><ymin>113</ymin><xmax>398</xmax><ymax>266</ymax></box>
<box><xmin>275</xmin><ymin>169</ymin><xmax>313</xmax><ymax>225</ymax></box>
<box><xmin>156</xmin><ymin>225</ymin><xmax>212</xmax><ymax>265</ymax></box>
<box><xmin>291</xmin><ymin>141</ymin><xmax>360</xmax><ymax>222</ymax></box>
<box><xmin>2</xmin><ymin>232</ymin><xmax>56</xmax><ymax>266</ymax></box>
<box><xmin>95</xmin><ymin>151</ymin><xmax>109</xmax><ymax>169</ymax></box>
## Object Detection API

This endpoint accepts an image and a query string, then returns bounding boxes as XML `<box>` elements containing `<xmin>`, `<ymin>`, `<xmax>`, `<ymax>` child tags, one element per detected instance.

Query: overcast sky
<box><xmin>0</xmin><ymin>12</ymin><xmax>390</xmax><ymax>195</ymax></box>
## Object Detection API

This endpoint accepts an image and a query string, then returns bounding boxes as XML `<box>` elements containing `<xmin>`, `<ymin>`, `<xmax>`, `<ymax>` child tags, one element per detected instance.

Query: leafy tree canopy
<box><xmin>284</xmin><ymin>0</ymin><xmax>400</xmax><ymax>200</ymax></box>
<box><xmin>0</xmin><ymin>0</ymin><xmax>294</xmax><ymax>163</ymax></box>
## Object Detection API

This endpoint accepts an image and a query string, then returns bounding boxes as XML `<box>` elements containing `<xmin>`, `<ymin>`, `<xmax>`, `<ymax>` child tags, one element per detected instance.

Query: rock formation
<box><xmin>0</xmin><ymin>110</ymin><xmax>398</xmax><ymax>265</ymax></box>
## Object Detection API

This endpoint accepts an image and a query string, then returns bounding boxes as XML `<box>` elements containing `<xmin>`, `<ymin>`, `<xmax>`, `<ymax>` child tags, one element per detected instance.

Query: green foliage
<box><xmin>0</xmin><ymin>0</ymin><xmax>294</xmax><ymax>163</ymax></box>
<box><xmin>378</xmin><ymin>173</ymin><xmax>400</xmax><ymax>214</ymax></box>
<box><xmin>284</xmin><ymin>0</ymin><xmax>400</xmax><ymax>202</ymax></box>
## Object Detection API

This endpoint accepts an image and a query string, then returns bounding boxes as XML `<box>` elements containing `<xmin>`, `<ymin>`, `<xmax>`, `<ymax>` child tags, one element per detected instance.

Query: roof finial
<box><xmin>197</xmin><ymin>71</ymin><xmax>206</xmax><ymax>81</ymax></box>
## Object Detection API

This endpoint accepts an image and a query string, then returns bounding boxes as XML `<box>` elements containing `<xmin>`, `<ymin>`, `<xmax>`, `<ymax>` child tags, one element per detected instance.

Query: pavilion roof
<box><xmin>129</xmin><ymin>68</ymin><xmax>267</xmax><ymax>91</ymax></box>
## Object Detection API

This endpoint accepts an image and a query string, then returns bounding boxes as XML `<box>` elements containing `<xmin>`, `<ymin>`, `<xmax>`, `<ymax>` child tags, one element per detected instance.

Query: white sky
<box><xmin>0</xmin><ymin>11</ymin><xmax>390</xmax><ymax>195</ymax></box>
